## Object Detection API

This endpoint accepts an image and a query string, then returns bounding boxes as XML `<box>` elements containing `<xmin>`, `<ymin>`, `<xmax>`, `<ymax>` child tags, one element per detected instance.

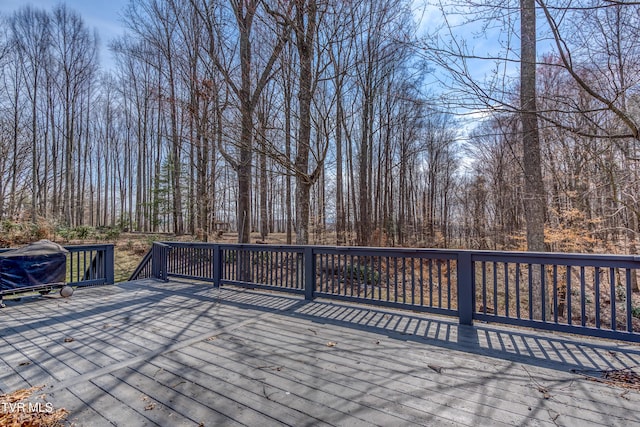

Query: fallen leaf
<box><xmin>537</xmin><ymin>386</ymin><xmax>551</xmax><ymax>399</ymax></box>
<box><xmin>326</xmin><ymin>341</ymin><xmax>337</xmax><ymax>347</ymax></box>
<box><xmin>64</xmin><ymin>337</ymin><xmax>74</xmax><ymax>343</ymax></box>
<box><xmin>428</xmin><ymin>364</ymin><xmax>443</xmax><ymax>374</ymax></box>
<box><xmin>18</xmin><ymin>361</ymin><xmax>31</xmax><ymax>366</ymax></box>
<box><xmin>145</xmin><ymin>402</ymin><xmax>156</xmax><ymax>411</ymax></box>
<box><xmin>0</xmin><ymin>386</ymin><xmax>68</xmax><ymax>426</ymax></box>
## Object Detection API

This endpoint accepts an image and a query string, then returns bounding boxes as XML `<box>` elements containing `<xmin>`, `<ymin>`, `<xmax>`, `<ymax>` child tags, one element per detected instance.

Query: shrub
<box><xmin>344</xmin><ymin>263</ymin><xmax>380</xmax><ymax>285</ymax></box>
<box><xmin>1</xmin><ymin>219</ymin><xmax>18</xmax><ymax>233</ymax></box>
<box><xmin>56</xmin><ymin>226</ymin><xmax>73</xmax><ymax>242</ymax></box>
<box><xmin>29</xmin><ymin>222</ymin><xmax>51</xmax><ymax>240</ymax></box>
<box><xmin>73</xmin><ymin>225</ymin><xmax>93</xmax><ymax>240</ymax></box>
<box><xmin>100</xmin><ymin>227</ymin><xmax>121</xmax><ymax>241</ymax></box>
<box><xmin>145</xmin><ymin>235</ymin><xmax>160</xmax><ymax>246</ymax></box>
<box><xmin>224</xmin><ymin>252</ymin><xmax>237</xmax><ymax>264</ymax></box>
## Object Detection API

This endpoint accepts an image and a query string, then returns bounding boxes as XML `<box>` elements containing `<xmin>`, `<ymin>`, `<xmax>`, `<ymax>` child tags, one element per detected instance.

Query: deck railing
<box><xmin>128</xmin><ymin>248</ymin><xmax>153</xmax><ymax>281</ymax></box>
<box><xmin>65</xmin><ymin>244</ymin><xmax>115</xmax><ymax>287</ymax></box>
<box><xmin>137</xmin><ymin>242</ymin><xmax>640</xmax><ymax>342</ymax></box>
<box><xmin>0</xmin><ymin>243</ymin><xmax>114</xmax><ymax>288</ymax></box>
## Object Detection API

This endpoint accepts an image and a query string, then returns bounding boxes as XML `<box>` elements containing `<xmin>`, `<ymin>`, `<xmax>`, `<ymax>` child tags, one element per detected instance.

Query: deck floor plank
<box><xmin>1</xmin><ymin>278</ymin><xmax>639</xmax><ymax>426</ymax></box>
<box><xmin>89</xmin><ymin>369</ymin><xmax>242</xmax><ymax>427</ymax></box>
<box><xmin>165</xmin><ymin>346</ymin><xmax>430</xmax><ymax>427</ymax></box>
<box><xmin>63</xmin><ymin>379</ymin><xmax>159</xmax><ymax>426</ymax></box>
<box><xmin>246</xmin><ymin>315</ymin><xmax>639</xmax><ymax>423</ymax></box>
<box><xmin>234</xmin><ymin>316</ymin><xmax>635</xmax><ymax>426</ymax></box>
<box><xmin>201</xmin><ymin>318</ymin><xmax>547</xmax><ymax>426</ymax></box>
<box><xmin>130</xmin><ymin>360</ymin><xmax>318</xmax><ymax>427</ymax></box>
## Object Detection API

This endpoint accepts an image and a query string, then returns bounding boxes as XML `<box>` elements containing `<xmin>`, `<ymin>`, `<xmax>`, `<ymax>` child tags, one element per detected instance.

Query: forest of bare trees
<box><xmin>0</xmin><ymin>0</ymin><xmax>639</xmax><ymax>254</ymax></box>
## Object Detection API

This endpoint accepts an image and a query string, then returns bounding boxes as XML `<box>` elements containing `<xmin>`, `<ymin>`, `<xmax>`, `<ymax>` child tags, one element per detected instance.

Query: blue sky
<box><xmin>0</xmin><ymin>0</ymin><xmax>129</xmax><ymax>70</ymax></box>
<box><xmin>0</xmin><ymin>0</ymin><xmax>516</xmax><ymax>98</ymax></box>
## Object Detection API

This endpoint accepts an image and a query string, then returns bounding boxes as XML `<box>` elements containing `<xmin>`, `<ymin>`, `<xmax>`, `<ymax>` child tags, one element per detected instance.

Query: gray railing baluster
<box><xmin>121</xmin><ymin>243</ymin><xmax>640</xmax><ymax>342</ymax></box>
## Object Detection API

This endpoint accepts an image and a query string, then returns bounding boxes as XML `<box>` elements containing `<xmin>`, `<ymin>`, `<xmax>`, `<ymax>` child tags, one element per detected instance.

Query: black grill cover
<box><xmin>0</xmin><ymin>240</ymin><xmax>68</xmax><ymax>291</ymax></box>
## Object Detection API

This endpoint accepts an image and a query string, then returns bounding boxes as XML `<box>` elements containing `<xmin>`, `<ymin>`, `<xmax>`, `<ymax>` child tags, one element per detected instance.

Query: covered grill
<box><xmin>0</xmin><ymin>239</ymin><xmax>71</xmax><ymax>306</ymax></box>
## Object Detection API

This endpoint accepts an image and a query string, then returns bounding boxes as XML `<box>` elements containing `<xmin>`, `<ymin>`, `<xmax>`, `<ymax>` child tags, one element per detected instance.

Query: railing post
<box><xmin>162</xmin><ymin>245</ymin><xmax>169</xmax><ymax>281</ymax></box>
<box><xmin>151</xmin><ymin>243</ymin><xmax>159</xmax><ymax>279</ymax></box>
<box><xmin>105</xmin><ymin>244</ymin><xmax>115</xmax><ymax>284</ymax></box>
<box><xmin>151</xmin><ymin>242</ymin><xmax>169</xmax><ymax>282</ymax></box>
<box><xmin>213</xmin><ymin>244</ymin><xmax>221</xmax><ymax>288</ymax></box>
<box><xmin>457</xmin><ymin>251</ymin><xmax>474</xmax><ymax>325</ymax></box>
<box><xmin>304</xmin><ymin>246</ymin><xmax>315</xmax><ymax>301</ymax></box>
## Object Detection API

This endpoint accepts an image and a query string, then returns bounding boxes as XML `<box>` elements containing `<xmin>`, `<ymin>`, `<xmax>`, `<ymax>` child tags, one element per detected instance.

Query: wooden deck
<box><xmin>1</xmin><ymin>279</ymin><xmax>639</xmax><ymax>426</ymax></box>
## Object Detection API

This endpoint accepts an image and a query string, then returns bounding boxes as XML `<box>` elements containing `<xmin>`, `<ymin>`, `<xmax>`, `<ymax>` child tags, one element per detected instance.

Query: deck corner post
<box><xmin>304</xmin><ymin>246</ymin><xmax>315</xmax><ymax>301</ymax></box>
<box><xmin>105</xmin><ymin>244</ymin><xmax>115</xmax><ymax>284</ymax></box>
<box><xmin>457</xmin><ymin>251</ymin><xmax>474</xmax><ymax>326</ymax></box>
<box><xmin>213</xmin><ymin>244</ymin><xmax>222</xmax><ymax>288</ymax></box>
<box><xmin>152</xmin><ymin>242</ymin><xmax>169</xmax><ymax>282</ymax></box>
<box><xmin>151</xmin><ymin>243</ymin><xmax>159</xmax><ymax>280</ymax></box>
<box><xmin>162</xmin><ymin>244</ymin><xmax>169</xmax><ymax>282</ymax></box>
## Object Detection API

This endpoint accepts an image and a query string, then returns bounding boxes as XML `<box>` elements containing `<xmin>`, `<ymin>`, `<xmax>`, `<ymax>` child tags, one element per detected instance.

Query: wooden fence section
<box><xmin>131</xmin><ymin>242</ymin><xmax>640</xmax><ymax>342</ymax></box>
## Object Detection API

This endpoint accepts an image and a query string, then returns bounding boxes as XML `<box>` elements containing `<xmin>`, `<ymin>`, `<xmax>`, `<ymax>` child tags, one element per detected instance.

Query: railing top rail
<box><xmin>314</xmin><ymin>246</ymin><xmax>460</xmax><ymax>259</ymax></box>
<box><xmin>159</xmin><ymin>241</ymin><xmax>463</xmax><ymax>255</ymax></box>
<box><xmin>155</xmin><ymin>241</ymin><xmax>640</xmax><ymax>264</ymax></box>
<box><xmin>159</xmin><ymin>241</ymin><xmax>306</xmax><ymax>251</ymax></box>
<box><xmin>153</xmin><ymin>241</ymin><xmax>172</xmax><ymax>248</ymax></box>
<box><xmin>470</xmin><ymin>250</ymin><xmax>640</xmax><ymax>266</ymax></box>
<box><xmin>64</xmin><ymin>244</ymin><xmax>114</xmax><ymax>252</ymax></box>
<box><xmin>0</xmin><ymin>243</ymin><xmax>113</xmax><ymax>252</ymax></box>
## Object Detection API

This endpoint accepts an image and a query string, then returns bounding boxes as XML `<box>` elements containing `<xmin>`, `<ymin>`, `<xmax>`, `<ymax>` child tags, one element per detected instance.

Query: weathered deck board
<box><xmin>1</xmin><ymin>278</ymin><xmax>639</xmax><ymax>426</ymax></box>
<box><xmin>240</xmin><ymin>317</ymin><xmax>633</xmax><ymax>426</ymax></box>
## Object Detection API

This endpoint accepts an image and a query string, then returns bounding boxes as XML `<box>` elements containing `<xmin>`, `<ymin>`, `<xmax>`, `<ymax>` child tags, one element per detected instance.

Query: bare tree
<box><xmin>50</xmin><ymin>4</ymin><xmax>98</xmax><ymax>226</ymax></box>
<box><xmin>10</xmin><ymin>6</ymin><xmax>50</xmax><ymax>223</ymax></box>
<box><xmin>292</xmin><ymin>0</ymin><xmax>320</xmax><ymax>244</ymax></box>
<box><xmin>192</xmin><ymin>0</ymin><xmax>292</xmax><ymax>242</ymax></box>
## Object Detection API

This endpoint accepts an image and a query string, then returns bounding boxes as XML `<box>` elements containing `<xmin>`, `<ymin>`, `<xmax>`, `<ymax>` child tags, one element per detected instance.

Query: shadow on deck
<box><xmin>1</xmin><ymin>279</ymin><xmax>639</xmax><ymax>426</ymax></box>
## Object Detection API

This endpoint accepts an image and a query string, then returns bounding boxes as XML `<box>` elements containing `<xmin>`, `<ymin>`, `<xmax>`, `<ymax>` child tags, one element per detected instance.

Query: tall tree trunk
<box><xmin>358</xmin><ymin>93</ymin><xmax>371</xmax><ymax>246</ymax></box>
<box><xmin>285</xmin><ymin>79</ymin><xmax>293</xmax><ymax>244</ymax></box>
<box><xmin>258</xmin><ymin>111</ymin><xmax>268</xmax><ymax>241</ymax></box>
<box><xmin>294</xmin><ymin>0</ymin><xmax>317</xmax><ymax>245</ymax></box>
<box><xmin>235</xmin><ymin>2</ymin><xmax>256</xmax><ymax>244</ymax></box>
<box><xmin>521</xmin><ymin>0</ymin><xmax>547</xmax><ymax>321</ymax></box>
<box><xmin>520</xmin><ymin>0</ymin><xmax>546</xmax><ymax>252</ymax></box>
<box><xmin>168</xmin><ymin>58</ymin><xmax>184</xmax><ymax>235</ymax></box>
<box><xmin>31</xmin><ymin>67</ymin><xmax>41</xmax><ymax>224</ymax></box>
<box><xmin>335</xmin><ymin>85</ymin><xmax>346</xmax><ymax>245</ymax></box>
